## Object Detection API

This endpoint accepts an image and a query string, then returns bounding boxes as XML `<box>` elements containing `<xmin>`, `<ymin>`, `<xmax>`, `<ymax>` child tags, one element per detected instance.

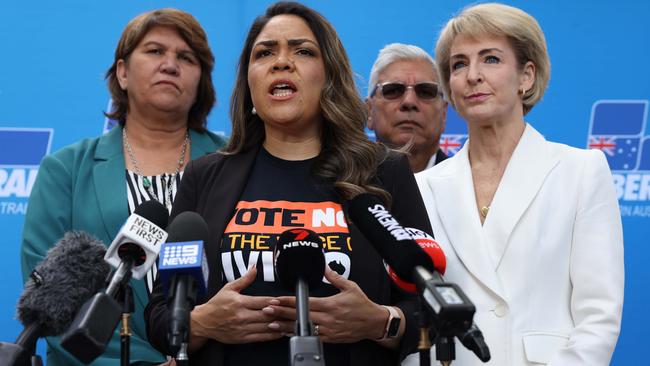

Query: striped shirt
<box><xmin>125</xmin><ymin>169</ymin><xmax>184</xmax><ymax>294</ymax></box>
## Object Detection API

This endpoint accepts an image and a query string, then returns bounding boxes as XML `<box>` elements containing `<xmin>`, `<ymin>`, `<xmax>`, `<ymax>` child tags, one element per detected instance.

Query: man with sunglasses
<box><xmin>366</xmin><ymin>43</ymin><xmax>448</xmax><ymax>172</ymax></box>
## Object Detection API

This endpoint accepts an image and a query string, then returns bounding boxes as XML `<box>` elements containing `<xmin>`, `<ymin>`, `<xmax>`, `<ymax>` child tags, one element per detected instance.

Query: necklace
<box><xmin>480</xmin><ymin>205</ymin><xmax>490</xmax><ymax>218</ymax></box>
<box><xmin>123</xmin><ymin>127</ymin><xmax>189</xmax><ymax>211</ymax></box>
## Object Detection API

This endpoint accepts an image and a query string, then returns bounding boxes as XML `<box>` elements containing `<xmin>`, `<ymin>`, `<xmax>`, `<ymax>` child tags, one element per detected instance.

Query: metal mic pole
<box><xmin>119</xmin><ymin>284</ymin><xmax>134</xmax><ymax>366</ymax></box>
<box><xmin>289</xmin><ymin>278</ymin><xmax>324</xmax><ymax>366</ymax></box>
<box><xmin>417</xmin><ymin>300</ymin><xmax>431</xmax><ymax>366</ymax></box>
<box><xmin>296</xmin><ymin>279</ymin><xmax>311</xmax><ymax>336</ymax></box>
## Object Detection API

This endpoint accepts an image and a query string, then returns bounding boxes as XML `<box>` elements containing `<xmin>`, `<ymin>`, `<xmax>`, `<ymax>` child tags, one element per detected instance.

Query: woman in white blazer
<box><xmin>414</xmin><ymin>3</ymin><xmax>624</xmax><ymax>365</ymax></box>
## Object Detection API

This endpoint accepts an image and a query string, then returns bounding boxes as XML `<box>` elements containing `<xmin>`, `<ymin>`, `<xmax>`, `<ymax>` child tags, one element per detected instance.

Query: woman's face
<box><xmin>247</xmin><ymin>14</ymin><xmax>326</xmax><ymax>134</ymax></box>
<box><xmin>448</xmin><ymin>34</ymin><xmax>534</xmax><ymax>125</ymax></box>
<box><xmin>116</xmin><ymin>26</ymin><xmax>201</xmax><ymax>120</ymax></box>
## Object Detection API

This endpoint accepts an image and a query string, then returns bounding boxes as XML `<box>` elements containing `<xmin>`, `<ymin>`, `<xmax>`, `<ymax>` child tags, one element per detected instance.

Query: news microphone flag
<box><xmin>158</xmin><ymin>241</ymin><xmax>206</xmax><ymax>298</ymax></box>
<box><xmin>104</xmin><ymin>203</ymin><xmax>168</xmax><ymax>279</ymax></box>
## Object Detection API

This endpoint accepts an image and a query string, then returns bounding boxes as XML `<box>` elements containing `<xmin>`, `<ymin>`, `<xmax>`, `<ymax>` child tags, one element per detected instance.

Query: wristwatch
<box><xmin>378</xmin><ymin>305</ymin><xmax>401</xmax><ymax>340</ymax></box>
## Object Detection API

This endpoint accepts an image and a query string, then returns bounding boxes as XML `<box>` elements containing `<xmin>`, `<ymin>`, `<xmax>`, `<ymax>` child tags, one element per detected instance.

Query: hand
<box><xmin>190</xmin><ymin>267</ymin><xmax>283</xmax><ymax>346</ymax></box>
<box><xmin>265</xmin><ymin>268</ymin><xmax>388</xmax><ymax>343</ymax></box>
<box><xmin>156</xmin><ymin>359</ymin><xmax>176</xmax><ymax>366</ymax></box>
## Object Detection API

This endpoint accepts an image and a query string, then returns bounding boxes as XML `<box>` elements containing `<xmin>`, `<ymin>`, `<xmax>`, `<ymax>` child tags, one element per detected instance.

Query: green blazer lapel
<box><xmin>93</xmin><ymin>126</ymin><xmax>129</xmax><ymax>244</ymax></box>
<box><xmin>189</xmin><ymin>129</ymin><xmax>223</xmax><ymax>159</ymax></box>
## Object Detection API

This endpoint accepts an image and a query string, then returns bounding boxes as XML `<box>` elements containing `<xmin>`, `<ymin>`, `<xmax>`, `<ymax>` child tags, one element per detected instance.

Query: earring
<box><xmin>520</xmin><ymin>87</ymin><xmax>526</xmax><ymax>96</ymax></box>
<box><xmin>252</xmin><ymin>106</ymin><xmax>257</xmax><ymax>115</ymax></box>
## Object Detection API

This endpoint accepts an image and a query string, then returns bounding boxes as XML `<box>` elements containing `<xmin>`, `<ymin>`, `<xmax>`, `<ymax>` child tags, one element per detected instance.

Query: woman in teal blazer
<box><xmin>21</xmin><ymin>9</ymin><xmax>225</xmax><ymax>366</ymax></box>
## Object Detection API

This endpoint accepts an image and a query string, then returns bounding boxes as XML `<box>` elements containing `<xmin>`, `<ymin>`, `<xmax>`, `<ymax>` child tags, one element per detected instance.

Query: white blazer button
<box><xmin>494</xmin><ymin>303</ymin><xmax>508</xmax><ymax>317</ymax></box>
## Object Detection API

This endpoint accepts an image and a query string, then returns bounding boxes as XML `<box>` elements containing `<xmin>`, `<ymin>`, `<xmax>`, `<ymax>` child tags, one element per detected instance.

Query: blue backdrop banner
<box><xmin>1</xmin><ymin>1</ymin><xmax>647</xmax><ymax>364</ymax></box>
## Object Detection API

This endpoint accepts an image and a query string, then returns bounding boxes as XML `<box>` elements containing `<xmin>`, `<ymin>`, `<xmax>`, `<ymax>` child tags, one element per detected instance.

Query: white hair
<box><xmin>367</xmin><ymin>43</ymin><xmax>437</xmax><ymax>97</ymax></box>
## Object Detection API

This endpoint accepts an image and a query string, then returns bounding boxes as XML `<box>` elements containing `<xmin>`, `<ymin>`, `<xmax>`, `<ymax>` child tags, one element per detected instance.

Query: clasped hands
<box><xmin>189</xmin><ymin>266</ymin><xmax>388</xmax><ymax>348</ymax></box>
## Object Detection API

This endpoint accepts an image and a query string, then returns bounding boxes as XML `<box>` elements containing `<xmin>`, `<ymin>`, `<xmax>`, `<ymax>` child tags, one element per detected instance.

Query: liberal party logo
<box><xmin>586</xmin><ymin>100</ymin><xmax>650</xmax><ymax>216</ymax></box>
<box><xmin>0</xmin><ymin>127</ymin><xmax>54</xmax><ymax>214</ymax></box>
<box><xmin>440</xmin><ymin>107</ymin><xmax>468</xmax><ymax>157</ymax></box>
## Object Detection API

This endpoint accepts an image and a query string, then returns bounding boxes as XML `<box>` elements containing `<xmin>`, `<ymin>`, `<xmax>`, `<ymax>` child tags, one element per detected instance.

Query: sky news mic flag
<box><xmin>347</xmin><ymin>194</ymin><xmax>476</xmax><ymax>332</ymax></box>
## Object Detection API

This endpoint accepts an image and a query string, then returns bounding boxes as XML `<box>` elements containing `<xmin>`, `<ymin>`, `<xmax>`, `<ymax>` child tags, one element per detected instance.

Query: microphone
<box><xmin>348</xmin><ymin>194</ymin><xmax>474</xmax><ymax>329</ymax></box>
<box><xmin>350</xmin><ymin>194</ymin><xmax>489</xmax><ymax>362</ymax></box>
<box><xmin>104</xmin><ymin>200</ymin><xmax>169</xmax><ymax>293</ymax></box>
<box><xmin>60</xmin><ymin>200</ymin><xmax>169</xmax><ymax>364</ymax></box>
<box><xmin>0</xmin><ymin>232</ymin><xmax>110</xmax><ymax>366</ymax></box>
<box><xmin>274</xmin><ymin>228</ymin><xmax>326</xmax><ymax>366</ymax></box>
<box><xmin>347</xmin><ymin>194</ymin><xmax>435</xmax><ymax>283</ymax></box>
<box><xmin>157</xmin><ymin>211</ymin><xmax>209</xmax><ymax>360</ymax></box>
<box><xmin>394</xmin><ymin>230</ymin><xmax>490</xmax><ymax>362</ymax></box>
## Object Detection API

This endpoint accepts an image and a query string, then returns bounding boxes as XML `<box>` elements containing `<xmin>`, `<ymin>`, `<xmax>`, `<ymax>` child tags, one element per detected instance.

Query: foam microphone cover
<box><xmin>166</xmin><ymin>211</ymin><xmax>209</xmax><ymax>243</ymax></box>
<box><xmin>17</xmin><ymin>231</ymin><xmax>110</xmax><ymax>336</ymax></box>
<box><xmin>274</xmin><ymin>229</ymin><xmax>325</xmax><ymax>290</ymax></box>
<box><xmin>348</xmin><ymin>193</ymin><xmax>435</xmax><ymax>283</ymax></box>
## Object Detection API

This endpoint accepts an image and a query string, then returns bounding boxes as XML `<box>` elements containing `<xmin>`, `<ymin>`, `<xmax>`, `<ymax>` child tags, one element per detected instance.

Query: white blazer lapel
<box><xmin>426</xmin><ymin>144</ymin><xmax>505</xmax><ymax>299</ymax></box>
<box><xmin>484</xmin><ymin>124</ymin><xmax>560</xmax><ymax>269</ymax></box>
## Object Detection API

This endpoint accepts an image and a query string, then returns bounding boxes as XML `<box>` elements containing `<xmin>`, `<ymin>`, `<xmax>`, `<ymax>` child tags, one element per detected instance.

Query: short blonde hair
<box><xmin>435</xmin><ymin>3</ymin><xmax>550</xmax><ymax>115</ymax></box>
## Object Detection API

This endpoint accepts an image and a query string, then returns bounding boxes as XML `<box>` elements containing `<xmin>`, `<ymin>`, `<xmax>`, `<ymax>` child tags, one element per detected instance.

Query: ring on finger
<box><xmin>314</xmin><ymin>324</ymin><xmax>320</xmax><ymax>336</ymax></box>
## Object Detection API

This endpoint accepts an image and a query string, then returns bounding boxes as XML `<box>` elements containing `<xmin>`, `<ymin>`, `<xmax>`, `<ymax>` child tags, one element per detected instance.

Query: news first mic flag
<box><xmin>105</xmin><ymin>211</ymin><xmax>168</xmax><ymax>279</ymax></box>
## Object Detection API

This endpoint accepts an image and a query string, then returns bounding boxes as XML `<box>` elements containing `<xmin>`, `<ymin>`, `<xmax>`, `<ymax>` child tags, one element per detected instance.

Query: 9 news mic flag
<box><xmin>157</xmin><ymin>211</ymin><xmax>209</xmax><ymax>358</ymax></box>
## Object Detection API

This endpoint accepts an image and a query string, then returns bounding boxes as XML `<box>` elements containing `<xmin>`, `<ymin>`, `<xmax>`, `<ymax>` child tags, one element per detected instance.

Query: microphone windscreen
<box><xmin>274</xmin><ymin>229</ymin><xmax>325</xmax><ymax>290</ymax></box>
<box><xmin>348</xmin><ymin>193</ymin><xmax>434</xmax><ymax>283</ymax></box>
<box><xmin>134</xmin><ymin>200</ymin><xmax>169</xmax><ymax>230</ymax></box>
<box><xmin>17</xmin><ymin>231</ymin><xmax>110</xmax><ymax>336</ymax></box>
<box><xmin>166</xmin><ymin>211</ymin><xmax>209</xmax><ymax>242</ymax></box>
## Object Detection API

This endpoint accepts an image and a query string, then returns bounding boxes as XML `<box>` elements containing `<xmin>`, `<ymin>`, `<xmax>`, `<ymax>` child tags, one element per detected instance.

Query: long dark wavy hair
<box><xmin>224</xmin><ymin>1</ymin><xmax>390</xmax><ymax>203</ymax></box>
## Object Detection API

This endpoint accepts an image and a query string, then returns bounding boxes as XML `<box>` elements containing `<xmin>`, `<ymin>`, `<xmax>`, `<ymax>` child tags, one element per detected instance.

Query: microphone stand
<box><xmin>413</xmin><ymin>266</ymin><xmax>473</xmax><ymax>366</ymax></box>
<box><xmin>117</xmin><ymin>284</ymin><xmax>134</xmax><ymax>366</ymax></box>
<box><xmin>289</xmin><ymin>279</ymin><xmax>325</xmax><ymax>366</ymax></box>
<box><xmin>435</xmin><ymin>336</ymin><xmax>455</xmax><ymax>366</ymax></box>
<box><xmin>0</xmin><ymin>324</ymin><xmax>44</xmax><ymax>366</ymax></box>
<box><xmin>168</xmin><ymin>275</ymin><xmax>197</xmax><ymax>366</ymax></box>
<box><xmin>416</xmin><ymin>302</ymin><xmax>431</xmax><ymax>366</ymax></box>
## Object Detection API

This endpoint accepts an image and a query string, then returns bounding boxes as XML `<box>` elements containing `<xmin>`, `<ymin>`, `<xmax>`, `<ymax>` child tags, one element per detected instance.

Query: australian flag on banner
<box><xmin>440</xmin><ymin>107</ymin><xmax>468</xmax><ymax>157</ymax></box>
<box><xmin>587</xmin><ymin>100</ymin><xmax>649</xmax><ymax>171</ymax></box>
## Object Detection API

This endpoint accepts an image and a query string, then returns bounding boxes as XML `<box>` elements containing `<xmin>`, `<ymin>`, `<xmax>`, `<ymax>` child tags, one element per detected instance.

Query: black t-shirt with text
<box><xmin>221</xmin><ymin>148</ymin><xmax>351</xmax><ymax>366</ymax></box>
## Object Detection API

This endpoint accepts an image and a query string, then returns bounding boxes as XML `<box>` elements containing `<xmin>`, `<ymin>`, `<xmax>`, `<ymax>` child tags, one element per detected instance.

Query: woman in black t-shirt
<box><xmin>145</xmin><ymin>2</ymin><xmax>433</xmax><ymax>365</ymax></box>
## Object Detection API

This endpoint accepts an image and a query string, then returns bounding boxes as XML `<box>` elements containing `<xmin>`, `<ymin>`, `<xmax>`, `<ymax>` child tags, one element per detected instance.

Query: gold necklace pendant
<box><xmin>480</xmin><ymin>206</ymin><xmax>490</xmax><ymax>218</ymax></box>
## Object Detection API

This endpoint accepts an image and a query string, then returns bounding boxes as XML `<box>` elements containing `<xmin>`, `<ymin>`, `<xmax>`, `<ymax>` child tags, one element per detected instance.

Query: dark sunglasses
<box><xmin>371</xmin><ymin>81</ymin><xmax>441</xmax><ymax>100</ymax></box>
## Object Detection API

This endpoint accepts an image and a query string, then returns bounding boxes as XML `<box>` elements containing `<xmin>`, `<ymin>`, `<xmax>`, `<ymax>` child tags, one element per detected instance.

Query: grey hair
<box><xmin>367</xmin><ymin>43</ymin><xmax>437</xmax><ymax>97</ymax></box>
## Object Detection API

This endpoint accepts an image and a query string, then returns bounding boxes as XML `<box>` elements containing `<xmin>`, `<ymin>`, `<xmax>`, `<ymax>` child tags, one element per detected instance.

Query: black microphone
<box><xmin>274</xmin><ymin>228</ymin><xmax>326</xmax><ymax>366</ymax></box>
<box><xmin>157</xmin><ymin>211</ymin><xmax>209</xmax><ymax>361</ymax></box>
<box><xmin>347</xmin><ymin>194</ymin><xmax>475</xmax><ymax>324</ymax></box>
<box><xmin>347</xmin><ymin>193</ymin><xmax>435</xmax><ymax>283</ymax></box>
<box><xmin>348</xmin><ymin>194</ymin><xmax>485</xmax><ymax>361</ymax></box>
<box><xmin>61</xmin><ymin>200</ymin><xmax>169</xmax><ymax>364</ymax></box>
<box><xmin>0</xmin><ymin>232</ymin><xmax>110</xmax><ymax>366</ymax></box>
